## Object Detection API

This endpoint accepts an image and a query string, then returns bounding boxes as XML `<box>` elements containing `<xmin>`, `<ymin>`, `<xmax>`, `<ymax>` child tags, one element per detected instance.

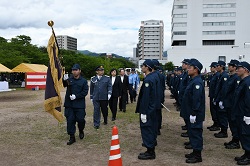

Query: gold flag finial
<box><xmin>48</xmin><ymin>20</ymin><xmax>54</xmax><ymax>27</ymax></box>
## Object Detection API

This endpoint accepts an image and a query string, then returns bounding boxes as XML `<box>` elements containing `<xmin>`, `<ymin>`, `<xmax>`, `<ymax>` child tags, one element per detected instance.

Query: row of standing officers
<box><xmin>169</xmin><ymin>59</ymin><xmax>250</xmax><ymax>165</ymax></box>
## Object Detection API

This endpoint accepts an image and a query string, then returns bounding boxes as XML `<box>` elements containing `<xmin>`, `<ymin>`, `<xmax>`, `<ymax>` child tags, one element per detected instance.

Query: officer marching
<box><xmin>90</xmin><ymin>65</ymin><xmax>112</xmax><ymax>129</ymax></box>
<box><xmin>63</xmin><ymin>64</ymin><xmax>89</xmax><ymax>145</ymax></box>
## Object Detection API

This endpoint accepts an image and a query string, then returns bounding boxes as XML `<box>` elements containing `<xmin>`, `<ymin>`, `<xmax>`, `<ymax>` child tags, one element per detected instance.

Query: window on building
<box><xmin>218</xmin><ymin>56</ymin><xmax>226</xmax><ymax>62</ymax></box>
<box><xmin>173</xmin><ymin>22</ymin><xmax>187</xmax><ymax>27</ymax></box>
<box><xmin>203</xmin><ymin>3</ymin><xmax>236</xmax><ymax>8</ymax></box>
<box><xmin>173</xmin><ymin>14</ymin><xmax>187</xmax><ymax>18</ymax></box>
<box><xmin>174</xmin><ymin>5</ymin><xmax>187</xmax><ymax>9</ymax></box>
<box><xmin>202</xmin><ymin>30</ymin><xmax>235</xmax><ymax>35</ymax></box>
<box><xmin>203</xmin><ymin>12</ymin><xmax>236</xmax><ymax>17</ymax></box>
<box><xmin>173</xmin><ymin>31</ymin><xmax>187</xmax><ymax>35</ymax></box>
<box><xmin>171</xmin><ymin>40</ymin><xmax>186</xmax><ymax>46</ymax></box>
<box><xmin>203</xmin><ymin>21</ymin><xmax>235</xmax><ymax>26</ymax></box>
<box><xmin>203</xmin><ymin>40</ymin><xmax>235</xmax><ymax>45</ymax></box>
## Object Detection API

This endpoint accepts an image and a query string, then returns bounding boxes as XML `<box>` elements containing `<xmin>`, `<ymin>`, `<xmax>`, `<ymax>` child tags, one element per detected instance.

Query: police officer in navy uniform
<box><xmin>90</xmin><ymin>65</ymin><xmax>112</xmax><ymax>129</ymax></box>
<box><xmin>222</xmin><ymin>60</ymin><xmax>240</xmax><ymax>149</ymax></box>
<box><xmin>63</xmin><ymin>64</ymin><xmax>89</xmax><ymax>145</ymax></box>
<box><xmin>182</xmin><ymin>59</ymin><xmax>205</xmax><ymax>164</ymax></box>
<box><xmin>136</xmin><ymin>59</ymin><xmax>157</xmax><ymax>160</ymax></box>
<box><xmin>213</xmin><ymin>61</ymin><xmax>229</xmax><ymax>138</ymax></box>
<box><xmin>232</xmin><ymin>62</ymin><xmax>250</xmax><ymax>165</ymax></box>
<box><xmin>179</xmin><ymin>59</ymin><xmax>190</xmax><ymax>137</ymax></box>
<box><xmin>207</xmin><ymin>62</ymin><xmax>220</xmax><ymax>131</ymax></box>
<box><xmin>152</xmin><ymin>59</ymin><xmax>165</xmax><ymax>135</ymax></box>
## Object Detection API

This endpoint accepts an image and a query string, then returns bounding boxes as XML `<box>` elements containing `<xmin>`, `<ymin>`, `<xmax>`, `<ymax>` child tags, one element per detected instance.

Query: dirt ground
<box><xmin>0</xmin><ymin>87</ymin><xmax>243</xmax><ymax>166</ymax></box>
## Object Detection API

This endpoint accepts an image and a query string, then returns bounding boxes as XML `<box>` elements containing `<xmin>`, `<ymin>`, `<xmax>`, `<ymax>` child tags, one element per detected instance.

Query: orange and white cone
<box><xmin>108</xmin><ymin>126</ymin><xmax>122</xmax><ymax>166</ymax></box>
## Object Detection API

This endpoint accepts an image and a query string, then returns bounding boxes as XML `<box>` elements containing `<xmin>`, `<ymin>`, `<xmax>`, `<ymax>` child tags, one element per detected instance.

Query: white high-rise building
<box><xmin>138</xmin><ymin>20</ymin><xmax>164</xmax><ymax>60</ymax></box>
<box><xmin>168</xmin><ymin>0</ymin><xmax>250</xmax><ymax>71</ymax></box>
<box><xmin>56</xmin><ymin>35</ymin><xmax>77</xmax><ymax>51</ymax></box>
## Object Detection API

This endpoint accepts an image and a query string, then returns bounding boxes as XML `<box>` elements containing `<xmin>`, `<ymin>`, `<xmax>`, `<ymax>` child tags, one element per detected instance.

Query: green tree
<box><xmin>163</xmin><ymin>61</ymin><xmax>175</xmax><ymax>72</ymax></box>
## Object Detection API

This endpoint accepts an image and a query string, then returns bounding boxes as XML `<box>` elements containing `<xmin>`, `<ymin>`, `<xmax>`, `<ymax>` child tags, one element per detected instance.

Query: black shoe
<box><xmin>103</xmin><ymin>122</ymin><xmax>107</xmax><ymax>125</ymax></box>
<box><xmin>186</xmin><ymin>156</ymin><xmax>202</xmax><ymax>163</ymax></box>
<box><xmin>214</xmin><ymin>131</ymin><xmax>228</xmax><ymax>138</ymax></box>
<box><xmin>79</xmin><ymin>131</ymin><xmax>84</xmax><ymax>139</ymax></box>
<box><xmin>119</xmin><ymin>109</ymin><xmax>122</xmax><ymax>112</ymax></box>
<box><xmin>134</xmin><ymin>99</ymin><xmax>136</xmax><ymax>102</ymax></box>
<box><xmin>224</xmin><ymin>140</ymin><xmax>234</xmax><ymax>146</ymax></box>
<box><xmin>225</xmin><ymin>142</ymin><xmax>240</xmax><ymax>149</ymax></box>
<box><xmin>237</xmin><ymin>158</ymin><xmax>250</xmax><ymax>165</ymax></box>
<box><xmin>181</xmin><ymin>125</ymin><xmax>187</xmax><ymax>130</ymax></box>
<box><xmin>67</xmin><ymin>135</ymin><xmax>76</xmax><ymax>145</ymax></box>
<box><xmin>181</xmin><ymin>132</ymin><xmax>189</xmax><ymax>137</ymax></box>
<box><xmin>123</xmin><ymin>109</ymin><xmax>126</xmax><ymax>113</ymax></box>
<box><xmin>185</xmin><ymin>152</ymin><xmax>194</xmax><ymax>159</ymax></box>
<box><xmin>184</xmin><ymin>141</ymin><xmax>190</xmax><ymax>146</ymax></box>
<box><xmin>209</xmin><ymin>126</ymin><xmax>220</xmax><ymax>131</ymax></box>
<box><xmin>235</xmin><ymin>154</ymin><xmax>247</xmax><ymax>161</ymax></box>
<box><xmin>207</xmin><ymin>124</ymin><xmax>215</xmax><ymax>129</ymax></box>
<box><xmin>94</xmin><ymin>126</ymin><xmax>99</xmax><ymax>129</ymax></box>
<box><xmin>185</xmin><ymin>144</ymin><xmax>193</xmax><ymax>149</ymax></box>
<box><xmin>138</xmin><ymin>151</ymin><xmax>156</xmax><ymax>160</ymax></box>
<box><xmin>157</xmin><ymin>130</ymin><xmax>161</xmax><ymax>135</ymax></box>
<box><xmin>111</xmin><ymin>117</ymin><xmax>116</xmax><ymax>121</ymax></box>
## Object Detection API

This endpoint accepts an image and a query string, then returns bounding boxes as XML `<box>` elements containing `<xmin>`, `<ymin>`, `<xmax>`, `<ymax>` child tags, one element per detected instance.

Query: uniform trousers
<box><xmin>64</xmin><ymin>107</ymin><xmax>86</xmax><ymax>135</ymax></box>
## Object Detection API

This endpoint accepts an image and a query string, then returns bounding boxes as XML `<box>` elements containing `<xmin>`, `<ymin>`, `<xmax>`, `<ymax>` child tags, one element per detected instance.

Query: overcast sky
<box><xmin>0</xmin><ymin>0</ymin><xmax>173</xmax><ymax>57</ymax></box>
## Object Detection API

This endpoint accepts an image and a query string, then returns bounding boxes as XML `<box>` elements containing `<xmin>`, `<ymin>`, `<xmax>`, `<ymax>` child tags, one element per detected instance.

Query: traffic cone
<box><xmin>108</xmin><ymin>126</ymin><xmax>122</xmax><ymax>166</ymax></box>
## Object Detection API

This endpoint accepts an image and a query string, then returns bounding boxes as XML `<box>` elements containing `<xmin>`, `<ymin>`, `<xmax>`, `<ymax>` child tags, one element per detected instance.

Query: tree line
<box><xmin>0</xmin><ymin>35</ymin><xmax>138</xmax><ymax>79</ymax></box>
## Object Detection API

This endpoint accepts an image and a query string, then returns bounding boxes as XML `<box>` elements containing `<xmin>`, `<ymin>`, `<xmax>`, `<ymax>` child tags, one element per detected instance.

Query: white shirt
<box><xmin>97</xmin><ymin>75</ymin><xmax>102</xmax><ymax>80</ymax></box>
<box><xmin>120</xmin><ymin>75</ymin><xmax>124</xmax><ymax>83</ymax></box>
<box><xmin>112</xmin><ymin>76</ymin><xmax>116</xmax><ymax>85</ymax></box>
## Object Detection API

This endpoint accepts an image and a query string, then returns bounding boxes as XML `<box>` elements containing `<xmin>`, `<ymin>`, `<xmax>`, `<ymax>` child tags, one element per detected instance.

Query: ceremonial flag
<box><xmin>44</xmin><ymin>34</ymin><xmax>64</xmax><ymax>122</ymax></box>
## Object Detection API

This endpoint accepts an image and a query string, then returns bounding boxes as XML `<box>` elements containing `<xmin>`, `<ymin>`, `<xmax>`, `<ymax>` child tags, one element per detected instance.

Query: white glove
<box><xmin>70</xmin><ymin>94</ymin><xmax>76</xmax><ymax>100</ymax></box>
<box><xmin>91</xmin><ymin>99</ymin><xmax>93</xmax><ymax>102</ymax></box>
<box><xmin>108</xmin><ymin>94</ymin><xmax>111</xmax><ymax>100</ymax></box>
<box><xmin>219</xmin><ymin>101</ymin><xmax>224</xmax><ymax>109</ymax></box>
<box><xmin>244</xmin><ymin>116</ymin><xmax>250</xmax><ymax>125</ymax></box>
<box><xmin>213</xmin><ymin>99</ymin><xmax>216</xmax><ymax>105</ymax></box>
<box><xmin>63</xmin><ymin>74</ymin><xmax>69</xmax><ymax>80</ymax></box>
<box><xmin>141</xmin><ymin>114</ymin><xmax>147</xmax><ymax>123</ymax></box>
<box><xmin>190</xmin><ymin>115</ymin><xmax>196</xmax><ymax>124</ymax></box>
<box><xmin>132</xmin><ymin>86</ymin><xmax>135</xmax><ymax>89</ymax></box>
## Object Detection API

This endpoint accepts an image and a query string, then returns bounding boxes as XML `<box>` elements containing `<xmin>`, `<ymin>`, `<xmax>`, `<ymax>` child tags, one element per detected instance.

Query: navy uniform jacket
<box><xmin>135</xmin><ymin>72</ymin><xmax>157</xmax><ymax>115</ymax></box>
<box><xmin>151</xmin><ymin>71</ymin><xmax>162</xmax><ymax>109</ymax></box>
<box><xmin>221</xmin><ymin>73</ymin><xmax>239</xmax><ymax>109</ymax></box>
<box><xmin>182</xmin><ymin>75</ymin><xmax>205</xmax><ymax>122</ymax></box>
<box><xmin>156</xmin><ymin>70</ymin><xmax>166</xmax><ymax>103</ymax></box>
<box><xmin>232</xmin><ymin>75</ymin><xmax>250</xmax><ymax>120</ymax></box>
<box><xmin>214</xmin><ymin>71</ymin><xmax>229</xmax><ymax>102</ymax></box>
<box><xmin>179</xmin><ymin>71</ymin><xmax>189</xmax><ymax>104</ymax></box>
<box><xmin>63</xmin><ymin>76</ymin><xmax>89</xmax><ymax>109</ymax></box>
<box><xmin>90</xmin><ymin>75</ymin><xmax>112</xmax><ymax>100</ymax></box>
<box><xmin>208</xmin><ymin>72</ymin><xmax>220</xmax><ymax>98</ymax></box>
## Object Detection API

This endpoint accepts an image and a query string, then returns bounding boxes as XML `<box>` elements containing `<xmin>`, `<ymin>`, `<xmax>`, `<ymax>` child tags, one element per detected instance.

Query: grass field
<box><xmin>0</xmin><ymin>87</ymin><xmax>243</xmax><ymax>166</ymax></box>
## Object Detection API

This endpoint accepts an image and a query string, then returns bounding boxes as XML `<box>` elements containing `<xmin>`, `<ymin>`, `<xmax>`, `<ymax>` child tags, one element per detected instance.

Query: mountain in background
<box><xmin>78</xmin><ymin>50</ymin><xmax>129</xmax><ymax>59</ymax></box>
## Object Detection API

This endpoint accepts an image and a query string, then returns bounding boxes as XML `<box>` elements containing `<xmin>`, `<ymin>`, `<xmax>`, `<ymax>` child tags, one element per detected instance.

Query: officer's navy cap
<box><xmin>143</xmin><ymin>59</ymin><xmax>154</xmax><ymax>69</ymax></box>
<box><xmin>131</xmin><ymin>68</ymin><xmax>135</xmax><ymax>71</ymax></box>
<box><xmin>95</xmin><ymin>65</ymin><xmax>104</xmax><ymax>71</ymax></box>
<box><xmin>237</xmin><ymin>61</ymin><xmax>250</xmax><ymax>72</ymax></box>
<box><xmin>177</xmin><ymin>66</ymin><xmax>182</xmax><ymax>71</ymax></box>
<box><xmin>217</xmin><ymin>61</ymin><xmax>226</xmax><ymax>67</ymax></box>
<box><xmin>126</xmin><ymin>69</ymin><xmax>130</xmax><ymax>72</ymax></box>
<box><xmin>152</xmin><ymin>59</ymin><xmax>160</xmax><ymax>67</ymax></box>
<box><xmin>209</xmin><ymin>62</ymin><xmax>217</xmax><ymax>68</ymax></box>
<box><xmin>72</xmin><ymin>64</ymin><xmax>81</xmax><ymax>70</ymax></box>
<box><xmin>158</xmin><ymin>66</ymin><xmax>163</xmax><ymax>72</ymax></box>
<box><xmin>182</xmin><ymin>59</ymin><xmax>190</xmax><ymax>64</ymax></box>
<box><xmin>228</xmin><ymin>59</ymin><xmax>240</xmax><ymax>67</ymax></box>
<box><xmin>189</xmin><ymin>59</ymin><xmax>203</xmax><ymax>71</ymax></box>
